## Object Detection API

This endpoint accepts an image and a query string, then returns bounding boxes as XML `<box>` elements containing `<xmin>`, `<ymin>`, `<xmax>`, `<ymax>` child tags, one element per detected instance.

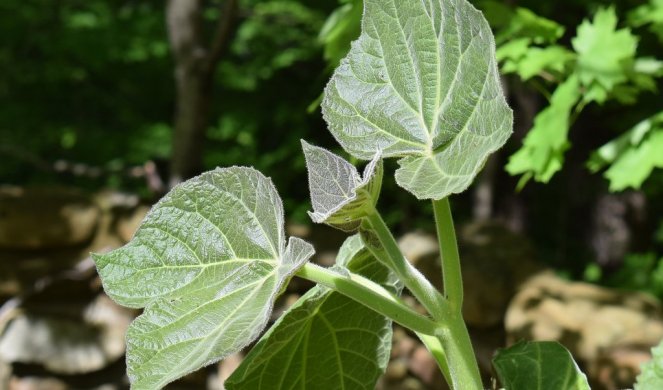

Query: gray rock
<box><xmin>0</xmin><ymin>187</ymin><xmax>100</xmax><ymax>250</ymax></box>
<box><xmin>0</xmin><ymin>294</ymin><xmax>133</xmax><ymax>374</ymax></box>
<box><xmin>505</xmin><ymin>271</ymin><xmax>663</xmax><ymax>388</ymax></box>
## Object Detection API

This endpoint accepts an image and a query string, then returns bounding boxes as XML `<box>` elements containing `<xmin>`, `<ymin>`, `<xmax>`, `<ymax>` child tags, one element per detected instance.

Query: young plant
<box><xmin>93</xmin><ymin>0</ymin><xmax>590</xmax><ymax>388</ymax></box>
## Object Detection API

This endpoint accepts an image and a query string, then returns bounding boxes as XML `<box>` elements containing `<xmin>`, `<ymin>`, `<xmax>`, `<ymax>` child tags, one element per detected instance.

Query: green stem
<box><xmin>362</xmin><ymin>208</ymin><xmax>448</xmax><ymax>320</ymax></box>
<box><xmin>432</xmin><ymin>198</ymin><xmax>482</xmax><ymax>390</ymax></box>
<box><xmin>416</xmin><ymin>332</ymin><xmax>452</xmax><ymax>386</ymax></box>
<box><xmin>440</xmin><ymin>315</ymin><xmax>483</xmax><ymax>390</ymax></box>
<box><xmin>296</xmin><ymin>263</ymin><xmax>440</xmax><ymax>336</ymax></box>
<box><xmin>432</xmin><ymin>198</ymin><xmax>463</xmax><ymax>312</ymax></box>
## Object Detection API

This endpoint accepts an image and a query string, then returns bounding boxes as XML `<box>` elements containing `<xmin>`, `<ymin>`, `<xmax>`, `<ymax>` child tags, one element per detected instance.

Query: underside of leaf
<box><xmin>303</xmin><ymin>141</ymin><xmax>382</xmax><ymax>231</ymax></box>
<box><xmin>93</xmin><ymin>167</ymin><xmax>314</xmax><ymax>389</ymax></box>
<box><xmin>321</xmin><ymin>0</ymin><xmax>513</xmax><ymax>200</ymax></box>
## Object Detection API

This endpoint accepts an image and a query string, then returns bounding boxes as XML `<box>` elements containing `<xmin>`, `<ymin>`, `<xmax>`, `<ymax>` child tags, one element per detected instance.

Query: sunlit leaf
<box><xmin>572</xmin><ymin>7</ymin><xmax>638</xmax><ymax>103</ymax></box>
<box><xmin>226</xmin><ymin>235</ymin><xmax>400</xmax><ymax>389</ymax></box>
<box><xmin>629</xmin><ymin>0</ymin><xmax>663</xmax><ymax>42</ymax></box>
<box><xmin>493</xmin><ymin>341</ymin><xmax>590</xmax><ymax>390</ymax></box>
<box><xmin>603</xmin><ymin>132</ymin><xmax>663</xmax><ymax>191</ymax></box>
<box><xmin>496</xmin><ymin>38</ymin><xmax>531</xmax><ymax>64</ymax></box>
<box><xmin>589</xmin><ymin>112</ymin><xmax>663</xmax><ymax>191</ymax></box>
<box><xmin>499</xmin><ymin>43</ymin><xmax>574</xmax><ymax>81</ymax></box>
<box><xmin>507</xmin><ymin>75</ymin><xmax>581</xmax><ymax>185</ymax></box>
<box><xmin>93</xmin><ymin>167</ymin><xmax>314</xmax><ymax>389</ymax></box>
<box><xmin>303</xmin><ymin>141</ymin><xmax>382</xmax><ymax>232</ymax></box>
<box><xmin>321</xmin><ymin>0</ymin><xmax>512</xmax><ymax>200</ymax></box>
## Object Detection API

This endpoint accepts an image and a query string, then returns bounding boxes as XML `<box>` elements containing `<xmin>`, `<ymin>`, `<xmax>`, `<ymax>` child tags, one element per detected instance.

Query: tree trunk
<box><xmin>166</xmin><ymin>0</ymin><xmax>238</xmax><ymax>187</ymax></box>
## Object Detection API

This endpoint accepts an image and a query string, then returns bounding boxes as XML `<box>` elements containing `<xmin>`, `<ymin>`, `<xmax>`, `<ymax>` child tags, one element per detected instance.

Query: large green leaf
<box><xmin>507</xmin><ymin>75</ymin><xmax>581</xmax><ymax>185</ymax></box>
<box><xmin>93</xmin><ymin>167</ymin><xmax>314</xmax><ymax>389</ymax></box>
<box><xmin>303</xmin><ymin>141</ymin><xmax>382</xmax><ymax>232</ymax></box>
<box><xmin>226</xmin><ymin>235</ymin><xmax>400</xmax><ymax>389</ymax></box>
<box><xmin>321</xmin><ymin>0</ymin><xmax>512</xmax><ymax>200</ymax></box>
<box><xmin>635</xmin><ymin>339</ymin><xmax>663</xmax><ymax>390</ymax></box>
<box><xmin>493</xmin><ymin>341</ymin><xmax>590</xmax><ymax>390</ymax></box>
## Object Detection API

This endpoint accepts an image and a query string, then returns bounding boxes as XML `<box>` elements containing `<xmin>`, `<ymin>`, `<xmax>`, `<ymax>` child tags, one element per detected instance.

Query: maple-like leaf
<box><xmin>572</xmin><ymin>7</ymin><xmax>638</xmax><ymax>103</ymax></box>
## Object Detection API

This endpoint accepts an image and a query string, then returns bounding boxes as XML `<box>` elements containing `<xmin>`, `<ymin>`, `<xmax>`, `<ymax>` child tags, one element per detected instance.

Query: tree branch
<box><xmin>205</xmin><ymin>0</ymin><xmax>239</xmax><ymax>75</ymax></box>
<box><xmin>166</xmin><ymin>0</ymin><xmax>206</xmax><ymax>68</ymax></box>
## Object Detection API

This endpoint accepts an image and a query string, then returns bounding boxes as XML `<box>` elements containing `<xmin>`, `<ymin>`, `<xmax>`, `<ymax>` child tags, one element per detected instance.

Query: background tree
<box><xmin>166</xmin><ymin>0</ymin><xmax>238</xmax><ymax>186</ymax></box>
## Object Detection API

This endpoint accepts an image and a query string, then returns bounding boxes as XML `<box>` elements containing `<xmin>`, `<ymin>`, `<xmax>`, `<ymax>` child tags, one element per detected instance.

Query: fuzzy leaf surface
<box><xmin>303</xmin><ymin>141</ymin><xmax>382</xmax><ymax>232</ymax></box>
<box><xmin>226</xmin><ymin>235</ymin><xmax>400</xmax><ymax>390</ymax></box>
<box><xmin>635</xmin><ymin>339</ymin><xmax>663</xmax><ymax>390</ymax></box>
<box><xmin>321</xmin><ymin>0</ymin><xmax>512</xmax><ymax>200</ymax></box>
<box><xmin>93</xmin><ymin>167</ymin><xmax>314</xmax><ymax>389</ymax></box>
<box><xmin>493</xmin><ymin>341</ymin><xmax>590</xmax><ymax>390</ymax></box>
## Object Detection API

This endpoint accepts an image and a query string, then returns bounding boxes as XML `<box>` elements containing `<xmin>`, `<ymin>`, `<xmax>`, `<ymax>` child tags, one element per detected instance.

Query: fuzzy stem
<box><xmin>432</xmin><ymin>197</ymin><xmax>482</xmax><ymax>389</ymax></box>
<box><xmin>432</xmin><ymin>198</ymin><xmax>463</xmax><ymax>312</ymax></box>
<box><xmin>362</xmin><ymin>208</ymin><xmax>448</xmax><ymax>320</ymax></box>
<box><xmin>417</xmin><ymin>332</ymin><xmax>452</xmax><ymax>386</ymax></box>
<box><xmin>296</xmin><ymin>263</ymin><xmax>440</xmax><ymax>336</ymax></box>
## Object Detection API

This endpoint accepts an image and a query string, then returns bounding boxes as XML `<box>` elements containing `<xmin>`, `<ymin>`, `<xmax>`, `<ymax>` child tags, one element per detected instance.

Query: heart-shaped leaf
<box><xmin>93</xmin><ymin>167</ymin><xmax>314</xmax><ymax>389</ymax></box>
<box><xmin>493</xmin><ymin>341</ymin><xmax>590</xmax><ymax>390</ymax></box>
<box><xmin>226</xmin><ymin>235</ymin><xmax>400</xmax><ymax>389</ymax></box>
<box><xmin>303</xmin><ymin>141</ymin><xmax>382</xmax><ymax>232</ymax></box>
<box><xmin>322</xmin><ymin>0</ymin><xmax>513</xmax><ymax>200</ymax></box>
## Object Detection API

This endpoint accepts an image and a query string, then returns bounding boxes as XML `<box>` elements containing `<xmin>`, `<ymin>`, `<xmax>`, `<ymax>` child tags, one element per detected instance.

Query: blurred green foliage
<box><xmin>501</xmin><ymin>4</ymin><xmax>663</xmax><ymax>190</ymax></box>
<box><xmin>0</xmin><ymin>0</ymin><xmax>173</xmax><ymax>185</ymax></box>
<box><xmin>588</xmin><ymin>112</ymin><xmax>663</xmax><ymax>191</ymax></box>
<box><xmin>0</xmin><ymin>0</ymin><xmax>335</xmax><ymax>214</ymax></box>
<box><xmin>2</xmin><ymin>0</ymin><xmax>663</xmax><ymax>273</ymax></box>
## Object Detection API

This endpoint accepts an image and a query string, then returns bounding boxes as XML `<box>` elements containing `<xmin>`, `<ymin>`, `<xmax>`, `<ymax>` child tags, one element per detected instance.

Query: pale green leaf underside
<box><xmin>226</xmin><ymin>235</ymin><xmax>400</xmax><ymax>390</ymax></box>
<box><xmin>93</xmin><ymin>167</ymin><xmax>314</xmax><ymax>389</ymax></box>
<box><xmin>493</xmin><ymin>341</ymin><xmax>590</xmax><ymax>390</ymax></box>
<box><xmin>635</xmin><ymin>339</ymin><xmax>663</xmax><ymax>390</ymax></box>
<box><xmin>303</xmin><ymin>141</ymin><xmax>382</xmax><ymax>232</ymax></box>
<box><xmin>322</xmin><ymin>0</ymin><xmax>512</xmax><ymax>200</ymax></box>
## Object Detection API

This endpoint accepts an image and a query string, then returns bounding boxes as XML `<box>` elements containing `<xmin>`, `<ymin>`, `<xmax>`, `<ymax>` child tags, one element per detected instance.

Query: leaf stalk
<box><xmin>432</xmin><ymin>197</ymin><xmax>483</xmax><ymax>389</ymax></box>
<box><xmin>432</xmin><ymin>197</ymin><xmax>463</xmax><ymax>312</ymax></box>
<box><xmin>296</xmin><ymin>263</ymin><xmax>440</xmax><ymax>336</ymax></box>
<box><xmin>362</xmin><ymin>208</ymin><xmax>448</xmax><ymax>320</ymax></box>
